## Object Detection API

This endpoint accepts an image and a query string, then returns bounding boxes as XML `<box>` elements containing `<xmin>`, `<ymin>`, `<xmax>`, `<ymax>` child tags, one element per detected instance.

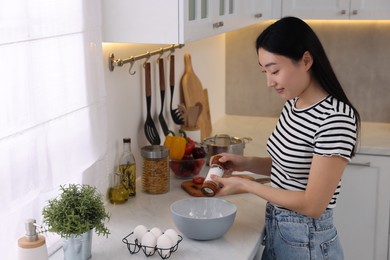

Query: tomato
<box><xmin>192</xmin><ymin>176</ymin><xmax>205</xmax><ymax>185</ymax></box>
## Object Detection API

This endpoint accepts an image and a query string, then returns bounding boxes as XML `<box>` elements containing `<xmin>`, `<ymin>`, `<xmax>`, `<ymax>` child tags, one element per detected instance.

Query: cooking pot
<box><xmin>202</xmin><ymin>134</ymin><xmax>252</xmax><ymax>164</ymax></box>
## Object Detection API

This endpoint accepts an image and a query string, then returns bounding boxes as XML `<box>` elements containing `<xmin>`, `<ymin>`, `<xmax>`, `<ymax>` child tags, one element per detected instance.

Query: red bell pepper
<box><xmin>180</xmin><ymin>129</ymin><xmax>196</xmax><ymax>156</ymax></box>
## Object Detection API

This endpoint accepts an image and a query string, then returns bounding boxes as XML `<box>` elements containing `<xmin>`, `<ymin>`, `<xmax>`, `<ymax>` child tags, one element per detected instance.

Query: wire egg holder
<box><xmin>122</xmin><ymin>232</ymin><xmax>183</xmax><ymax>259</ymax></box>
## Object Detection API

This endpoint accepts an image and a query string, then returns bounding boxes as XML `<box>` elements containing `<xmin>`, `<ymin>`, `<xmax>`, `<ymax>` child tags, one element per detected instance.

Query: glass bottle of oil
<box><xmin>119</xmin><ymin>138</ymin><xmax>136</xmax><ymax>197</ymax></box>
<box><xmin>108</xmin><ymin>171</ymin><xmax>130</xmax><ymax>204</ymax></box>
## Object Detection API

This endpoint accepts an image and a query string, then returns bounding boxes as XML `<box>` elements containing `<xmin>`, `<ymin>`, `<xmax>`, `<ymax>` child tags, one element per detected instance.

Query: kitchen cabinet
<box><xmin>102</xmin><ymin>0</ymin><xmax>276</xmax><ymax>44</ymax></box>
<box><xmin>333</xmin><ymin>154</ymin><xmax>390</xmax><ymax>260</ymax></box>
<box><xmin>281</xmin><ymin>0</ymin><xmax>390</xmax><ymax>20</ymax></box>
<box><xmin>238</xmin><ymin>0</ymin><xmax>281</xmax><ymax>29</ymax></box>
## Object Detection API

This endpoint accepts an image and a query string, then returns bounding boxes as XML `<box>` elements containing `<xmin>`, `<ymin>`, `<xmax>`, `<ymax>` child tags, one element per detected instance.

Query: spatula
<box><xmin>144</xmin><ymin>62</ymin><xmax>161</xmax><ymax>145</ymax></box>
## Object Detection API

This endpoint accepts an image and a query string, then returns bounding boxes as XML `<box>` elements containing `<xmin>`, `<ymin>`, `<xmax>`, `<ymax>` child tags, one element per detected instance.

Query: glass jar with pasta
<box><xmin>141</xmin><ymin>145</ymin><xmax>170</xmax><ymax>194</ymax></box>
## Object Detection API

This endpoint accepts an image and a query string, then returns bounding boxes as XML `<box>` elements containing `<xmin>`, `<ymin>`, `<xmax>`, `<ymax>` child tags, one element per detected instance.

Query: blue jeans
<box><xmin>261</xmin><ymin>203</ymin><xmax>343</xmax><ymax>260</ymax></box>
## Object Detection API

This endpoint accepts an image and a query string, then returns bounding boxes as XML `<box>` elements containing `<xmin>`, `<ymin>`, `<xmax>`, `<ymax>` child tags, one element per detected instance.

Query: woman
<box><xmin>211</xmin><ymin>17</ymin><xmax>360</xmax><ymax>260</ymax></box>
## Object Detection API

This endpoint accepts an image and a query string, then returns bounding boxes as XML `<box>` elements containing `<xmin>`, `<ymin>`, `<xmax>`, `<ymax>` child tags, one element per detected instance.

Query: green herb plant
<box><xmin>42</xmin><ymin>184</ymin><xmax>110</xmax><ymax>239</ymax></box>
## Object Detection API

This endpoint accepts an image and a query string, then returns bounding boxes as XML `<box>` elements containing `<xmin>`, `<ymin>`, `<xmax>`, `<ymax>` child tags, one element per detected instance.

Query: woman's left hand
<box><xmin>211</xmin><ymin>175</ymin><xmax>254</xmax><ymax>196</ymax></box>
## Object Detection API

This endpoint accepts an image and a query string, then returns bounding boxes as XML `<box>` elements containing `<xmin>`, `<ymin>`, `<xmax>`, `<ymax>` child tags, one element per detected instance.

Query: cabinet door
<box><xmin>211</xmin><ymin>0</ymin><xmax>240</xmax><ymax>35</ymax></box>
<box><xmin>282</xmin><ymin>0</ymin><xmax>350</xmax><ymax>19</ymax></box>
<box><xmin>178</xmin><ymin>0</ymin><xmax>242</xmax><ymax>43</ymax></box>
<box><xmin>350</xmin><ymin>0</ymin><xmax>390</xmax><ymax>19</ymax></box>
<box><xmin>333</xmin><ymin>162</ymin><xmax>379</xmax><ymax>260</ymax></box>
<box><xmin>239</xmin><ymin>0</ymin><xmax>277</xmax><ymax>26</ymax></box>
<box><xmin>334</xmin><ymin>154</ymin><xmax>390</xmax><ymax>260</ymax></box>
<box><xmin>182</xmin><ymin>0</ymin><xmax>214</xmax><ymax>42</ymax></box>
<box><xmin>184</xmin><ymin>0</ymin><xmax>245</xmax><ymax>42</ymax></box>
<box><xmin>281</xmin><ymin>0</ymin><xmax>390</xmax><ymax>20</ymax></box>
<box><xmin>102</xmin><ymin>0</ymin><xmax>180</xmax><ymax>44</ymax></box>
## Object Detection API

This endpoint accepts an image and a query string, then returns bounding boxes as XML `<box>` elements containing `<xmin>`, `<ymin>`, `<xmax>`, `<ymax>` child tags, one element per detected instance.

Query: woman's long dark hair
<box><xmin>256</xmin><ymin>16</ymin><xmax>360</xmax><ymax>155</ymax></box>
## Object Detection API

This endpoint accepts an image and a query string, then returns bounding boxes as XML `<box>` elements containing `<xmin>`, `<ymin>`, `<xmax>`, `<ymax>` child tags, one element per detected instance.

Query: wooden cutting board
<box><xmin>181</xmin><ymin>53</ymin><xmax>212</xmax><ymax>139</ymax></box>
<box><xmin>202</xmin><ymin>89</ymin><xmax>212</xmax><ymax>139</ymax></box>
<box><xmin>181</xmin><ymin>181</ymin><xmax>204</xmax><ymax>197</ymax></box>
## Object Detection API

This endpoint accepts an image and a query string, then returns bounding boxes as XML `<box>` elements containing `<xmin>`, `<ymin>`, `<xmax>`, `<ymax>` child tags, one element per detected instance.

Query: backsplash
<box><xmin>226</xmin><ymin>21</ymin><xmax>390</xmax><ymax>123</ymax></box>
<box><xmin>99</xmin><ymin>35</ymin><xmax>226</xmax><ymax>181</ymax></box>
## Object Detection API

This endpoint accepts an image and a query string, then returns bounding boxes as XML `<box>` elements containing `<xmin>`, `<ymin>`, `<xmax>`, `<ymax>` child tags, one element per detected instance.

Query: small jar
<box><xmin>141</xmin><ymin>145</ymin><xmax>169</xmax><ymax>194</ymax></box>
<box><xmin>201</xmin><ymin>155</ymin><xmax>226</xmax><ymax>197</ymax></box>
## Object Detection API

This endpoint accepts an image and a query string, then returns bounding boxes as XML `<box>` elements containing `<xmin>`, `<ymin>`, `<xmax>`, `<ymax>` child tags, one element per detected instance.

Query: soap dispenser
<box><xmin>17</xmin><ymin>219</ymin><xmax>48</xmax><ymax>260</ymax></box>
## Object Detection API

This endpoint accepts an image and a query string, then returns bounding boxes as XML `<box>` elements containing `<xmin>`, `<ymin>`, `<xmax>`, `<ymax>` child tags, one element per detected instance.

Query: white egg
<box><xmin>133</xmin><ymin>225</ymin><xmax>148</xmax><ymax>244</ymax></box>
<box><xmin>150</xmin><ymin>227</ymin><xmax>162</xmax><ymax>239</ymax></box>
<box><xmin>157</xmin><ymin>234</ymin><xmax>174</xmax><ymax>258</ymax></box>
<box><xmin>141</xmin><ymin>231</ymin><xmax>157</xmax><ymax>255</ymax></box>
<box><xmin>164</xmin><ymin>228</ymin><xmax>179</xmax><ymax>244</ymax></box>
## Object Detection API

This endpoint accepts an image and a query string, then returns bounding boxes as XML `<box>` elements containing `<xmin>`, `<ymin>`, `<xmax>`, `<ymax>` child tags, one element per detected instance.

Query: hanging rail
<box><xmin>108</xmin><ymin>44</ymin><xmax>184</xmax><ymax>74</ymax></box>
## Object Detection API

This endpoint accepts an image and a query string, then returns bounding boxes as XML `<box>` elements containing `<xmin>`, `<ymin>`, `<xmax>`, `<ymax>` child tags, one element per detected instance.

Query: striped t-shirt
<box><xmin>267</xmin><ymin>95</ymin><xmax>357</xmax><ymax>209</ymax></box>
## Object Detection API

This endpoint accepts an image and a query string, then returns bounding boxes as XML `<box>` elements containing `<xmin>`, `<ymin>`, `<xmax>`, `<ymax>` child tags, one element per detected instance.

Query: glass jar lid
<box><xmin>141</xmin><ymin>145</ymin><xmax>169</xmax><ymax>159</ymax></box>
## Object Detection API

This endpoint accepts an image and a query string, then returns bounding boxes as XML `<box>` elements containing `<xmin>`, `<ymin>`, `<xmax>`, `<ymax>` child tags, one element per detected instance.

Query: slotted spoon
<box><xmin>144</xmin><ymin>62</ymin><xmax>161</xmax><ymax>145</ymax></box>
<box><xmin>169</xmin><ymin>55</ymin><xmax>184</xmax><ymax>125</ymax></box>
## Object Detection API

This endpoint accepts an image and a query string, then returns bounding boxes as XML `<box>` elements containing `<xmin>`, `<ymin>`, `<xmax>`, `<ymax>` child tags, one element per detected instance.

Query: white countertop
<box><xmin>50</xmin><ymin>169</ymin><xmax>267</xmax><ymax>260</ymax></box>
<box><xmin>212</xmin><ymin>115</ymin><xmax>390</xmax><ymax>157</ymax></box>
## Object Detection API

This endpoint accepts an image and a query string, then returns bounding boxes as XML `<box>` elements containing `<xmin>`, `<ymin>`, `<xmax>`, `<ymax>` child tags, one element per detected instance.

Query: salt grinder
<box><xmin>201</xmin><ymin>155</ymin><xmax>227</xmax><ymax>196</ymax></box>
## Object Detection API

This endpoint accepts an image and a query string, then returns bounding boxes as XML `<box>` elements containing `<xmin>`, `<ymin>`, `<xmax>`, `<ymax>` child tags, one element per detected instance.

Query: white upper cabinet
<box><xmin>282</xmin><ymin>0</ymin><xmax>350</xmax><ymax>19</ymax></box>
<box><xmin>350</xmin><ymin>0</ymin><xmax>390</xmax><ymax>19</ymax></box>
<box><xmin>102</xmin><ymin>0</ymin><xmax>276</xmax><ymax>44</ymax></box>
<box><xmin>281</xmin><ymin>0</ymin><xmax>390</xmax><ymax>20</ymax></box>
<box><xmin>239</xmin><ymin>0</ymin><xmax>281</xmax><ymax>28</ymax></box>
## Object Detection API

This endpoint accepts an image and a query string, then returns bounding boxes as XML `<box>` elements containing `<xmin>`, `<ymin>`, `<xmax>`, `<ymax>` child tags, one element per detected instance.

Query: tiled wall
<box><xmin>226</xmin><ymin>21</ymin><xmax>390</xmax><ymax>123</ymax></box>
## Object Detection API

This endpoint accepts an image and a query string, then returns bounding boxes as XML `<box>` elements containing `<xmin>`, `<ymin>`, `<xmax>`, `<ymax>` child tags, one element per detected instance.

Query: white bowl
<box><xmin>170</xmin><ymin>198</ymin><xmax>237</xmax><ymax>240</ymax></box>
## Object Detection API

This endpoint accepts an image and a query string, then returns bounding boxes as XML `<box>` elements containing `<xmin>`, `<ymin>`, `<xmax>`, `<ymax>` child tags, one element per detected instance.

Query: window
<box><xmin>0</xmin><ymin>0</ymin><xmax>107</xmax><ymax>258</ymax></box>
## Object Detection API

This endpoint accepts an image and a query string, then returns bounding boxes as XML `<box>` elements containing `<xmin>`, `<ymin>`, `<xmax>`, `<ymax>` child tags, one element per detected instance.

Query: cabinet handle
<box><xmin>352</xmin><ymin>10</ymin><xmax>358</xmax><ymax>15</ymax></box>
<box><xmin>254</xmin><ymin>13</ymin><xmax>263</xmax><ymax>19</ymax></box>
<box><xmin>340</xmin><ymin>9</ymin><xmax>347</xmax><ymax>15</ymax></box>
<box><xmin>213</xmin><ymin>21</ymin><xmax>224</xmax><ymax>29</ymax></box>
<box><xmin>349</xmin><ymin>161</ymin><xmax>371</xmax><ymax>167</ymax></box>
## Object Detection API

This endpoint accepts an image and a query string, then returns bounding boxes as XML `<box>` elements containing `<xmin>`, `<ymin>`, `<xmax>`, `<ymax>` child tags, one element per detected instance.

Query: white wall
<box><xmin>98</xmin><ymin>35</ymin><xmax>226</xmax><ymax>184</ymax></box>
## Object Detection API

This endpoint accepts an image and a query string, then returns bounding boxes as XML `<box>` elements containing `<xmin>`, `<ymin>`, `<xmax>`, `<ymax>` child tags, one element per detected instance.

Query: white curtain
<box><xmin>0</xmin><ymin>0</ymin><xmax>107</xmax><ymax>258</ymax></box>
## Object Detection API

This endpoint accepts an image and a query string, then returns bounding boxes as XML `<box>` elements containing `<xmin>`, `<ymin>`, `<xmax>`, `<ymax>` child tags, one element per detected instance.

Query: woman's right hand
<box><xmin>212</xmin><ymin>153</ymin><xmax>249</xmax><ymax>172</ymax></box>
<box><xmin>210</xmin><ymin>153</ymin><xmax>272</xmax><ymax>176</ymax></box>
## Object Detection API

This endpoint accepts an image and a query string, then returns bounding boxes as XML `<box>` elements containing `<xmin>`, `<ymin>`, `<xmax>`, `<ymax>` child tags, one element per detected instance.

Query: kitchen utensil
<box><xmin>169</xmin><ymin>55</ymin><xmax>184</xmax><ymax>125</ymax></box>
<box><xmin>187</xmin><ymin>102</ymin><xmax>203</xmax><ymax>128</ymax></box>
<box><xmin>171</xmin><ymin>197</ymin><xmax>236</xmax><ymax>240</ymax></box>
<box><xmin>177</xmin><ymin>104</ymin><xmax>187</xmax><ymax>127</ymax></box>
<box><xmin>202</xmin><ymin>134</ymin><xmax>252</xmax><ymax>164</ymax></box>
<box><xmin>144</xmin><ymin>62</ymin><xmax>161</xmax><ymax>145</ymax></box>
<box><xmin>181</xmin><ymin>53</ymin><xmax>212</xmax><ymax>139</ymax></box>
<box><xmin>158</xmin><ymin>58</ymin><xmax>169</xmax><ymax>136</ymax></box>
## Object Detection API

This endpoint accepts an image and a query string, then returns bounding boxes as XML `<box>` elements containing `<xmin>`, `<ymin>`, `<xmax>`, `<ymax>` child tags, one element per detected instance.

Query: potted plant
<box><xmin>42</xmin><ymin>184</ymin><xmax>110</xmax><ymax>260</ymax></box>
